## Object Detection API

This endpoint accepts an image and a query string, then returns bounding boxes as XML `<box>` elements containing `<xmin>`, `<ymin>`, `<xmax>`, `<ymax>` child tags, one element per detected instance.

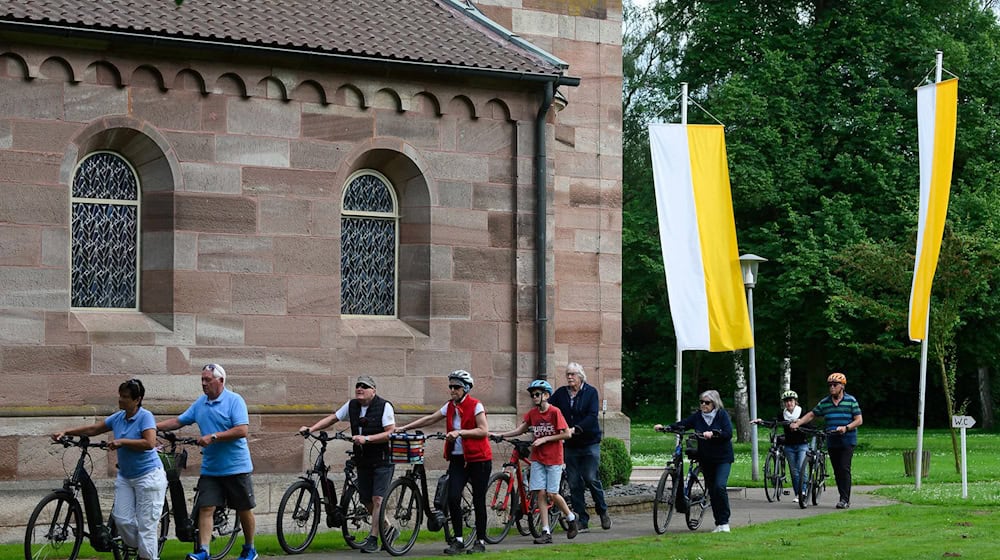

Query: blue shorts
<box><xmin>529</xmin><ymin>462</ymin><xmax>563</xmax><ymax>493</ymax></box>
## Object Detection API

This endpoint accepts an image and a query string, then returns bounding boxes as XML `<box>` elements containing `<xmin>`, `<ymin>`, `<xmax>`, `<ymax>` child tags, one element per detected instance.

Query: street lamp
<box><xmin>740</xmin><ymin>253</ymin><xmax>767</xmax><ymax>481</ymax></box>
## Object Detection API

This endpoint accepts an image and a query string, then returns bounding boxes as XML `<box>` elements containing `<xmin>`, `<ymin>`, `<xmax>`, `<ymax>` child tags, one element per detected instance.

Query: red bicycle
<box><xmin>483</xmin><ymin>435</ymin><xmax>570</xmax><ymax>543</ymax></box>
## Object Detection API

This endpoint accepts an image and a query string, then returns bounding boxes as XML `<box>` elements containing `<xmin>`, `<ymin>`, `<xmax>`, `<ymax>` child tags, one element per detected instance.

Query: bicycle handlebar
<box><xmin>299</xmin><ymin>429</ymin><xmax>353</xmax><ymax>443</ymax></box>
<box><xmin>795</xmin><ymin>426</ymin><xmax>839</xmax><ymax>436</ymax></box>
<box><xmin>156</xmin><ymin>430</ymin><xmax>199</xmax><ymax>446</ymax></box>
<box><xmin>52</xmin><ymin>435</ymin><xmax>109</xmax><ymax>449</ymax></box>
<box><xmin>754</xmin><ymin>419</ymin><xmax>792</xmax><ymax>429</ymax></box>
<box><xmin>654</xmin><ymin>424</ymin><xmax>693</xmax><ymax>434</ymax></box>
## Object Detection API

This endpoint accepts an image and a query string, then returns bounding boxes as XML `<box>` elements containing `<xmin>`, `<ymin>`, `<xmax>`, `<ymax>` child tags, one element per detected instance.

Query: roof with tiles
<box><xmin>0</xmin><ymin>0</ymin><xmax>565</xmax><ymax>77</ymax></box>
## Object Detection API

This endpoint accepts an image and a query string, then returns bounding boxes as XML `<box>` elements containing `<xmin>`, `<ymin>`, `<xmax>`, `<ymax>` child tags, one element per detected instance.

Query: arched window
<box><xmin>341</xmin><ymin>170</ymin><xmax>399</xmax><ymax>316</ymax></box>
<box><xmin>70</xmin><ymin>151</ymin><xmax>140</xmax><ymax>309</ymax></box>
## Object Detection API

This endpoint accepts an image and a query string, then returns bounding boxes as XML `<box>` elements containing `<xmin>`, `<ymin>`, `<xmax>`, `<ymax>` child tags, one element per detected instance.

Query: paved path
<box><xmin>263</xmin><ymin>486</ymin><xmax>895</xmax><ymax>558</ymax></box>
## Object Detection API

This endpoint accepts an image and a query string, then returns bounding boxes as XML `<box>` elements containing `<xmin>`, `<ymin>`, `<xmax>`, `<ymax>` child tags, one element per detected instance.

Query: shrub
<box><xmin>599</xmin><ymin>437</ymin><xmax>633</xmax><ymax>487</ymax></box>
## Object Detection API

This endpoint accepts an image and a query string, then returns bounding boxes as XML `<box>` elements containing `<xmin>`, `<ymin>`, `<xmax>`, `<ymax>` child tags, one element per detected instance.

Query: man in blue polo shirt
<box><xmin>157</xmin><ymin>364</ymin><xmax>257</xmax><ymax>560</ymax></box>
<box><xmin>790</xmin><ymin>372</ymin><xmax>863</xmax><ymax>509</ymax></box>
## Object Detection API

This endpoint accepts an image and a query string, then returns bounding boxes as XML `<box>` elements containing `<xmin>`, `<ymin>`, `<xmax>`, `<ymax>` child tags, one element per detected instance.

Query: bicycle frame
<box><xmin>64</xmin><ymin>436</ymin><xmax>115</xmax><ymax>552</ymax></box>
<box><xmin>491</xmin><ymin>438</ymin><xmax>533</xmax><ymax>525</ymax></box>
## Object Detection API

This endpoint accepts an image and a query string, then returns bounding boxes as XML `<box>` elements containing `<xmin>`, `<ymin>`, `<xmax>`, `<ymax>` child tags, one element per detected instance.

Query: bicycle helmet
<box><xmin>448</xmin><ymin>369</ymin><xmax>474</xmax><ymax>390</ymax></box>
<box><xmin>527</xmin><ymin>379</ymin><xmax>553</xmax><ymax>395</ymax></box>
<box><xmin>781</xmin><ymin>390</ymin><xmax>798</xmax><ymax>401</ymax></box>
<box><xmin>827</xmin><ymin>372</ymin><xmax>847</xmax><ymax>385</ymax></box>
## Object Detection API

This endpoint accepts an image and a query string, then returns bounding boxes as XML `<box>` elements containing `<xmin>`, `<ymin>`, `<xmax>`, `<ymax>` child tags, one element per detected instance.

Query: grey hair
<box><xmin>202</xmin><ymin>363</ymin><xmax>226</xmax><ymax>381</ymax></box>
<box><xmin>565</xmin><ymin>362</ymin><xmax>587</xmax><ymax>382</ymax></box>
<box><xmin>699</xmin><ymin>390</ymin><xmax>724</xmax><ymax>411</ymax></box>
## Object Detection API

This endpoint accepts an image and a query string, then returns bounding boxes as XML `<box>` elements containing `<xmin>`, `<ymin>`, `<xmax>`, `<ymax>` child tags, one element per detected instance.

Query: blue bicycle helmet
<box><xmin>527</xmin><ymin>379</ymin><xmax>553</xmax><ymax>395</ymax></box>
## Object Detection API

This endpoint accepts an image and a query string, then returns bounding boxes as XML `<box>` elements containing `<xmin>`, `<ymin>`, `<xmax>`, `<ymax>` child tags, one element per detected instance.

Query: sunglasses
<box><xmin>530</xmin><ymin>392</ymin><xmax>545</xmax><ymax>398</ymax></box>
<box><xmin>448</xmin><ymin>384</ymin><xmax>464</xmax><ymax>390</ymax></box>
<box><xmin>828</xmin><ymin>382</ymin><xmax>842</xmax><ymax>387</ymax></box>
<box><xmin>700</xmin><ymin>400</ymin><xmax>713</xmax><ymax>405</ymax></box>
<box><xmin>356</xmin><ymin>384</ymin><xmax>373</xmax><ymax>390</ymax></box>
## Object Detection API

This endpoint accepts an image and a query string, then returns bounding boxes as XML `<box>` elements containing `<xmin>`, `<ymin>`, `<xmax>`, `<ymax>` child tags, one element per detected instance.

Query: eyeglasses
<box><xmin>448</xmin><ymin>384</ymin><xmax>464</xmax><ymax>390</ymax></box>
<box><xmin>700</xmin><ymin>400</ymin><xmax>713</xmax><ymax>405</ymax></box>
<box><xmin>530</xmin><ymin>392</ymin><xmax>545</xmax><ymax>398</ymax></box>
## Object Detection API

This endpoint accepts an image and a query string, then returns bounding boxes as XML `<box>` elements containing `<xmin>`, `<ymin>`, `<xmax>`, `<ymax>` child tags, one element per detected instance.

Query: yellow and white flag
<box><xmin>909</xmin><ymin>78</ymin><xmax>958</xmax><ymax>341</ymax></box>
<box><xmin>649</xmin><ymin>123</ymin><xmax>753</xmax><ymax>352</ymax></box>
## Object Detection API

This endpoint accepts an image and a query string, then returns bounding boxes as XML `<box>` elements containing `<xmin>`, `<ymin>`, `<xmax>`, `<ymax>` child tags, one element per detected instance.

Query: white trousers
<box><xmin>113</xmin><ymin>467</ymin><xmax>168</xmax><ymax>560</ymax></box>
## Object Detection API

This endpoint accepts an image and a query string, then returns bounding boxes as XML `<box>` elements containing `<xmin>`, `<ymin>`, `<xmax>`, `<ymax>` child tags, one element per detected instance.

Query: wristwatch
<box><xmin>211</xmin><ymin>433</ymin><xmax>218</xmax><ymax>442</ymax></box>
<box><xmin>364</xmin><ymin>436</ymin><xmax>369</xmax><ymax>444</ymax></box>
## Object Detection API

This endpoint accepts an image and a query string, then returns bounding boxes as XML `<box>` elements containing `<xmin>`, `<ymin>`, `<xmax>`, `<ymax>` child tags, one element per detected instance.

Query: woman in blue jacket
<box><xmin>658</xmin><ymin>389</ymin><xmax>734</xmax><ymax>533</ymax></box>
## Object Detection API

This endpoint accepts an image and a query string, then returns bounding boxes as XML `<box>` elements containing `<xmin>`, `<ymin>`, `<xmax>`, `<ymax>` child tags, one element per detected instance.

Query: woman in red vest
<box><xmin>398</xmin><ymin>370</ymin><xmax>492</xmax><ymax>554</ymax></box>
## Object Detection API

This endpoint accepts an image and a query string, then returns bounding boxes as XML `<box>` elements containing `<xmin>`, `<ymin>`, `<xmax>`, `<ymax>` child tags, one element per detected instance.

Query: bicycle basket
<box><xmin>684</xmin><ymin>436</ymin><xmax>699</xmax><ymax>459</ymax></box>
<box><xmin>159</xmin><ymin>448</ymin><xmax>187</xmax><ymax>473</ymax></box>
<box><xmin>389</xmin><ymin>433</ymin><xmax>426</xmax><ymax>464</ymax></box>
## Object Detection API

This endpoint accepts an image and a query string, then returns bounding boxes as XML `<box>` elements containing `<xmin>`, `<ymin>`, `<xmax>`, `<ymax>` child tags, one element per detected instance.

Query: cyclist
<box><xmin>752</xmin><ymin>390</ymin><xmax>809</xmax><ymax>503</ymax></box>
<box><xmin>299</xmin><ymin>375</ymin><xmax>396</xmax><ymax>553</ymax></box>
<box><xmin>790</xmin><ymin>372</ymin><xmax>863</xmax><ymax>509</ymax></box>
<box><xmin>492</xmin><ymin>379</ymin><xmax>579</xmax><ymax>544</ymax></box>
<box><xmin>156</xmin><ymin>364</ymin><xmax>258</xmax><ymax>560</ymax></box>
<box><xmin>397</xmin><ymin>370</ymin><xmax>492</xmax><ymax>554</ymax></box>
<box><xmin>52</xmin><ymin>379</ymin><xmax>167</xmax><ymax>560</ymax></box>
<box><xmin>657</xmin><ymin>389</ymin><xmax>734</xmax><ymax>533</ymax></box>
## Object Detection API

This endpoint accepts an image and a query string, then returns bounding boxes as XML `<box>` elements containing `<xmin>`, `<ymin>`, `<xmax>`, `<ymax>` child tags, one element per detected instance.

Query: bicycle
<box><xmin>483</xmin><ymin>435</ymin><xmax>567</xmax><ymax>543</ymax></box>
<box><xmin>24</xmin><ymin>435</ymin><xmax>168</xmax><ymax>560</ymax></box>
<box><xmin>379</xmin><ymin>432</ymin><xmax>474</xmax><ymax>556</ymax></box>
<box><xmin>276</xmin><ymin>430</ymin><xmax>372</xmax><ymax>553</ymax></box>
<box><xmin>795</xmin><ymin>426</ymin><xmax>832</xmax><ymax>509</ymax></box>
<box><xmin>157</xmin><ymin>431</ymin><xmax>242</xmax><ymax>560</ymax></box>
<box><xmin>682</xmin><ymin>432</ymin><xmax>712</xmax><ymax>531</ymax></box>
<box><xmin>650</xmin><ymin>424</ymin><xmax>693</xmax><ymax>534</ymax></box>
<box><xmin>756</xmin><ymin>419</ymin><xmax>792</xmax><ymax>503</ymax></box>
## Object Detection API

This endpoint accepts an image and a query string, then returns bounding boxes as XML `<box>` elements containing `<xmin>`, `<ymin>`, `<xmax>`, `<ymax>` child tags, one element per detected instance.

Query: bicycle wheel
<box><xmin>208</xmin><ymin>506</ymin><xmax>241</xmax><ymax>560</ymax></box>
<box><xmin>556</xmin><ymin>473</ymin><xmax>571</xmax><ymax>531</ymax></box>
<box><xmin>812</xmin><ymin>454</ymin><xmax>826</xmax><ymax>506</ymax></box>
<box><xmin>381</xmin><ymin>477</ymin><xmax>422</xmax><ymax>556</ymax></box>
<box><xmin>110</xmin><ymin>501</ymin><xmax>170</xmax><ymax>560</ymax></box>
<box><xmin>525</xmin><ymin>491</ymin><xmax>544</xmax><ymax>538</ymax></box>
<box><xmin>25</xmin><ymin>493</ymin><xmax>84</xmax><ymax>560</ymax></box>
<box><xmin>483</xmin><ymin>472</ymin><xmax>513</xmax><ymax>544</ymax></box>
<box><xmin>763</xmin><ymin>452</ymin><xmax>779</xmax><ymax>503</ymax></box>
<box><xmin>684</xmin><ymin>466</ymin><xmax>709</xmax><ymax>531</ymax></box>
<box><xmin>442</xmin><ymin>481</ymin><xmax>475</xmax><ymax>547</ymax></box>
<box><xmin>276</xmin><ymin>480</ymin><xmax>320</xmax><ymax>554</ymax></box>
<box><xmin>652</xmin><ymin>467</ymin><xmax>676</xmax><ymax>534</ymax></box>
<box><xmin>339</xmin><ymin>484</ymin><xmax>372</xmax><ymax>550</ymax></box>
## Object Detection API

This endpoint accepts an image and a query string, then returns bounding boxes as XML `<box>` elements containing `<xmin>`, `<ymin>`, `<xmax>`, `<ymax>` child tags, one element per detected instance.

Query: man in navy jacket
<box><xmin>548</xmin><ymin>362</ymin><xmax>612</xmax><ymax>531</ymax></box>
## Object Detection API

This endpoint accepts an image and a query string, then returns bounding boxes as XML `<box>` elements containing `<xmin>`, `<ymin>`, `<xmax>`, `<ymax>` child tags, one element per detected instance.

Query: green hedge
<box><xmin>599</xmin><ymin>437</ymin><xmax>632</xmax><ymax>487</ymax></box>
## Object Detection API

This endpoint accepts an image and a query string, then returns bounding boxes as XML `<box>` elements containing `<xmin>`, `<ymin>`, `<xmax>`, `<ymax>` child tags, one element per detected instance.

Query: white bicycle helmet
<box><xmin>448</xmin><ymin>369</ymin><xmax>474</xmax><ymax>389</ymax></box>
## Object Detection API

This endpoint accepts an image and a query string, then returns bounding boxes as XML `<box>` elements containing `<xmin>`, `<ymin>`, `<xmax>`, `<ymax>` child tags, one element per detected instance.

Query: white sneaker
<box><xmin>712</xmin><ymin>524</ymin><xmax>731</xmax><ymax>533</ymax></box>
<box><xmin>792</xmin><ymin>497</ymin><xmax>799</xmax><ymax>503</ymax></box>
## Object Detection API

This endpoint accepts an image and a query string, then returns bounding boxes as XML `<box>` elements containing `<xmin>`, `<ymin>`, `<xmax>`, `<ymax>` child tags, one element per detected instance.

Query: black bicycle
<box><xmin>681</xmin><ymin>433</ymin><xmax>712</xmax><ymax>531</ymax></box>
<box><xmin>25</xmin><ymin>435</ymin><xmax>168</xmax><ymax>560</ymax></box>
<box><xmin>651</xmin><ymin>425</ymin><xmax>695</xmax><ymax>534</ymax></box>
<box><xmin>157</xmin><ymin>431</ymin><xmax>241</xmax><ymax>560</ymax></box>
<box><xmin>276</xmin><ymin>430</ymin><xmax>371</xmax><ymax>553</ymax></box>
<box><xmin>756</xmin><ymin>419</ymin><xmax>792</xmax><ymax>503</ymax></box>
<box><xmin>795</xmin><ymin>426</ymin><xmax>832</xmax><ymax>508</ymax></box>
<box><xmin>380</xmin><ymin>432</ymin><xmax>474</xmax><ymax>556</ymax></box>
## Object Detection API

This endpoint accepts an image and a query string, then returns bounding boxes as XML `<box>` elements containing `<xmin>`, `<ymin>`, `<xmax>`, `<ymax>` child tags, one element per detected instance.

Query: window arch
<box><xmin>341</xmin><ymin>170</ymin><xmax>399</xmax><ymax>316</ymax></box>
<box><xmin>70</xmin><ymin>151</ymin><xmax>140</xmax><ymax>309</ymax></box>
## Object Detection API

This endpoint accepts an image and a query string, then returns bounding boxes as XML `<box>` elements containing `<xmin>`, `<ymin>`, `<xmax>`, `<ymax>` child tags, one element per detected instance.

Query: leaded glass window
<box><xmin>341</xmin><ymin>170</ymin><xmax>398</xmax><ymax>316</ymax></box>
<box><xmin>71</xmin><ymin>152</ymin><xmax>140</xmax><ymax>309</ymax></box>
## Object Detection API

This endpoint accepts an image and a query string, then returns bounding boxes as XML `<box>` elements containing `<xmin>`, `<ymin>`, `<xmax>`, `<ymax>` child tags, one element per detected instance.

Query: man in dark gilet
<box><xmin>301</xmin><ymin>375</ymin><xmax>396</xmax><ymax>552</ymax></box>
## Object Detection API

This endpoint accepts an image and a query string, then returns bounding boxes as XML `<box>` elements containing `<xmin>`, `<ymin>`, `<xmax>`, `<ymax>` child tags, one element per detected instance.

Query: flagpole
<box><xmin>675</xmin><ymin>82</ymin><xmax>688</xmax><ymax>423</ymax></box>
<box><xmin>914</xmin><ymin>50</ymin><xmax>943</xmax><ymax>489</ymax></box>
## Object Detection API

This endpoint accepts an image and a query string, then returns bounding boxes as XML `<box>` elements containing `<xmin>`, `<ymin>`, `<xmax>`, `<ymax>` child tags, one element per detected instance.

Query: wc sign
<box><xmin>952</xmin><ymin>415</ymin><xmax>976</xmax><ymax>498</ymax></box>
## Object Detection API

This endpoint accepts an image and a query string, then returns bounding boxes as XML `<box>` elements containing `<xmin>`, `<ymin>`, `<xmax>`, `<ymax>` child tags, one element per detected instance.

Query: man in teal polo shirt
<box><xmin>157</xmin><ymin>364</ymin><xmax>257</xmax><ymax>560</ymax></box>
<box><xmin>790</xmin><ymin>372</ymin><xmax>863</xmax><ymax>509</ymax></box>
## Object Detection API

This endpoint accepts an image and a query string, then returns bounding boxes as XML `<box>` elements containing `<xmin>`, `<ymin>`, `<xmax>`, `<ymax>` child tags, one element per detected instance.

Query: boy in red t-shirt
<box><xmin>492</xmin><ymin>379</ymin><xmax>578</xmax><ymax>543</ymax></box>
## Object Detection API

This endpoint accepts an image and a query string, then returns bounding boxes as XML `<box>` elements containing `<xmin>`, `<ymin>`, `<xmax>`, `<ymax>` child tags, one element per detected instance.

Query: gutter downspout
<box><xmin>533</xmin><ymin>75</ymin><xmax>579</xmax><ymax>382</ymax></box>
<box><xmin>535</xmin><ymin>80</ymin><xmax>554</xmax><ymax>381</ymax></box>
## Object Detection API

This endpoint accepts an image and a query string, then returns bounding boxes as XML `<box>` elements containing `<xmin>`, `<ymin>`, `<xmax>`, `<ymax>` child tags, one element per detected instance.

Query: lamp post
<box><xmin>740</xmin><ymin>253</ymin><xmax>767</xmax><ymax>481</ymax></box>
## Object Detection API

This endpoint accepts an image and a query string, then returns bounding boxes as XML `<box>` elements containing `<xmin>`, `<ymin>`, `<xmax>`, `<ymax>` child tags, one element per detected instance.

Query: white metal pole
<box><xmin>676</xmin><ymin>341</ymin><xmax>683</xmax><ymax>422</ymax></box>
<box><xmin>960</xmin><ymin>426</ymin><xmax>968</xmax><ymax>498</ymax></box>
<box><xmin>676</xmin><ymin>82</ymin><xmax>689</xmax><ymax>424</ymax></box>
<box><xmin>681</xmin><ymin>82</ymin><xmax>688</xmax><ymax>125</ymax></box>
<box><xmin>747</xmin><ymin>286</ymin><xmax>760</xmax><ymax>481</ymax></box>
<box><xmin>916</xmin><ymin>51</ymin><xmax>944</xmax><ymax>489</ymax></box>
